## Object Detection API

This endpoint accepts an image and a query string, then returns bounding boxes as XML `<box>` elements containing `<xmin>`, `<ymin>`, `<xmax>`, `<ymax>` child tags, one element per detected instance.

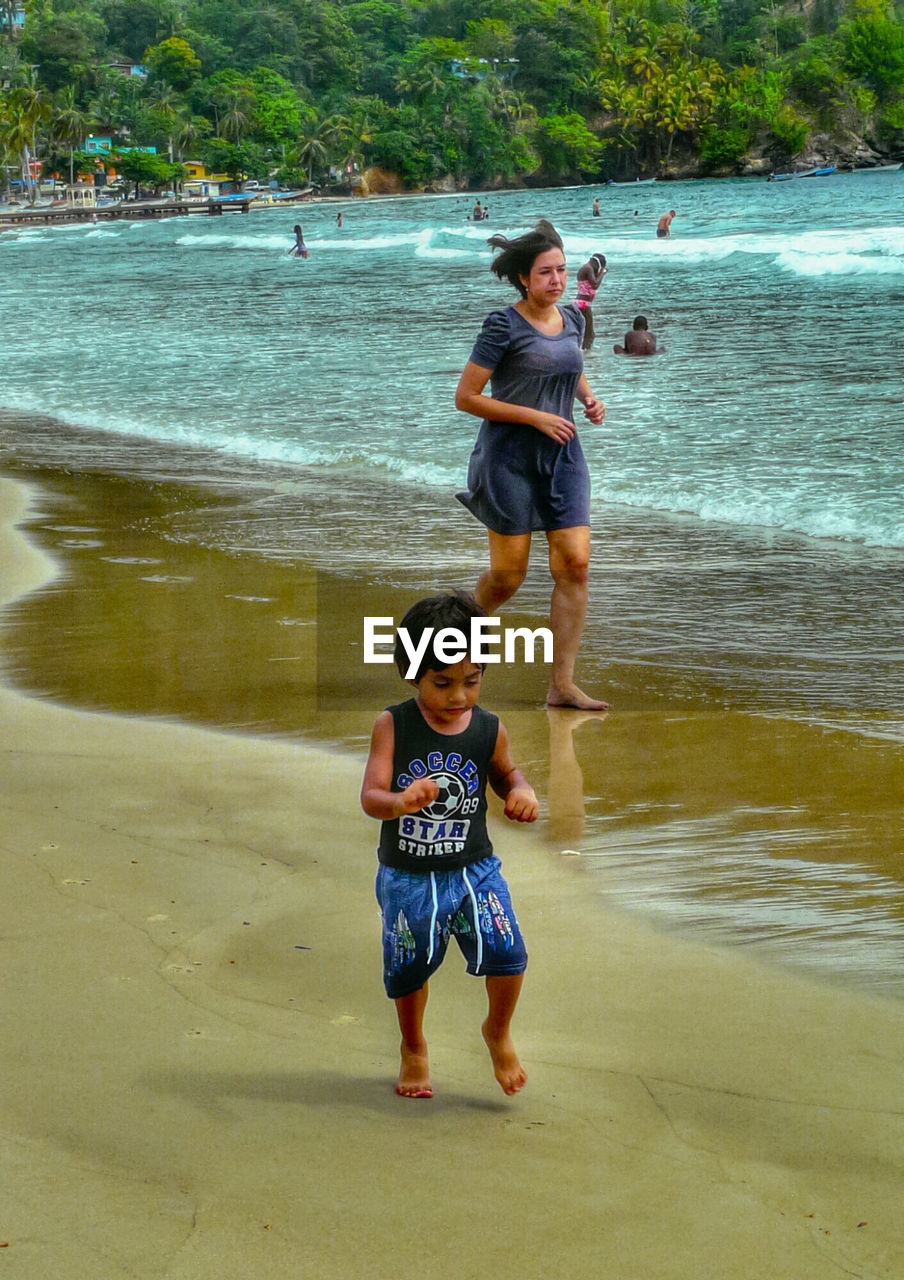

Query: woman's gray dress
<box><xmin>456</xmin><ymin>304</ymin><xmax>591</xmax><ymax>536</ymax></box>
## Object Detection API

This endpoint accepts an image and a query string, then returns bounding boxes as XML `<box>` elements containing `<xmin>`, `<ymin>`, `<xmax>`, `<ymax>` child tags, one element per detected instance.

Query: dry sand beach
<box><xmin>3</xmin><ymin>471</ymin><xmax>904</xmax><ymax>1279</ymax></box>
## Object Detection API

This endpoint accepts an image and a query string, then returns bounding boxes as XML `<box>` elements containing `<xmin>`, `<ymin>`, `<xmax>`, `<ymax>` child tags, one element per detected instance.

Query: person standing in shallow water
<box><xmin>657</xmin><ymin>210</ymin><xmax>676</xmax><ymax>238</ymax></box>
<box><xmin>288</xmin><ymin>224</ymin><xmax>308</xmax><ymax>258</ymax></box>
<box><xmin>454</xmin><ymin>220</ymin><xmax>609</xmax><ymax>711</ymax></box>
<box><xmin>574</xmin><ymin>252</ymin><xmax>607</xmax><ymax>352</ymax></box>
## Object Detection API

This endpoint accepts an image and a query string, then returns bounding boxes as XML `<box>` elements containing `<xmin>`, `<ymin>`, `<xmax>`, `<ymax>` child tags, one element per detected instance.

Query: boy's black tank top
<box><xmin>377</xmin><ymin>698</ymin><xmax>499</xmax><ymax>873</ymax></box>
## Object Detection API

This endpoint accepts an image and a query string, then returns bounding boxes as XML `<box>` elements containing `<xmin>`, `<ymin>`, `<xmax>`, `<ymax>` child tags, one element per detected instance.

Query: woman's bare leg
<box><xmin>474</xmin><ymin>530</ymin><xmax>532</xmax><ymax>613</ymax></box>
<box><xmin>546</xmin><ymin>526</ymin><xmax>608</xmax><ymax>710</ymax></box>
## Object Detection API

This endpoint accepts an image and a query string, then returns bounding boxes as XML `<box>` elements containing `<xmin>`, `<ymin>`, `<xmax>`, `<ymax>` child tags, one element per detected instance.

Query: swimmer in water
<box><xmin>614</xmin><ymin>316</ymin><xmax>664</xmax><ymax>356</ymax></box>
<box><xmin>289</xmin><ymin>224</ymin><xmax>308</xmax><ymax>258</ymax></box>
<box><xmin>656</xmin><ymin>210</ymin><xmax>676</xmax><ymax>238</ymax></box>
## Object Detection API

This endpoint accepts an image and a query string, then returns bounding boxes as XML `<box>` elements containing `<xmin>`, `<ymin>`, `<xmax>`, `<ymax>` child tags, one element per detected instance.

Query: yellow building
<box><xmin>183</xmin><ymin>161</ymin><xmax>229</xmax><ymax>182</ymax></box>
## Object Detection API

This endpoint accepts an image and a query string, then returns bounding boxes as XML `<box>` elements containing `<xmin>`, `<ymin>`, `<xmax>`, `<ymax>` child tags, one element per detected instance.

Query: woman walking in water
<box><xmin>454</xmin><ymin>220</ymin><xmax>608</xmax><ymax>710</ymax></box>
<box><xmin>288</xmin><ymin>224</ymin><xmax>308</xmax><ymax>258</ymax></box>
<box><xmin>574</xmin><ymin>252</ymin><xmax>607</xmax><ymax>351</ymax></box>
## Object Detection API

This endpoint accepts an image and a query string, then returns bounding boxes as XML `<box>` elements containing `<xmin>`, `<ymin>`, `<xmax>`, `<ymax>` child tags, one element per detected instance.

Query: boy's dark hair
<box><xmin>633</xmin><ymin>315</ymin><xmax>648</xmax><ymax>329</ymax></box>
<box><xmin>487</xmin><ymin>219</ymin><xmax>564</xmax><ymax>298</ymax></box>
<box><xmin>394</xmin><ymin>591</ymin><xmax>488</xmax><ymax>682</ymax></box>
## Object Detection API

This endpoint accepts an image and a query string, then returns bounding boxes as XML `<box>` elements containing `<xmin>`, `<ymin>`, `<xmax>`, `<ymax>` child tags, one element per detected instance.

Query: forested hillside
<box><xmin>2</xmin><ymin>0</ymin><xmax>903</xmax><ymax>193</ymax></box>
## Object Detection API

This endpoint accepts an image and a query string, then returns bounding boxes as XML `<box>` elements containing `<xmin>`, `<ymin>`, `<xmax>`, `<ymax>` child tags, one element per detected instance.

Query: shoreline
<box><xmin>2</xmin><ymin>404</ymin><xmax>901</xmax><ymax>744</ymax></box>
<box><xmin>3</xmin><ymin>478</ymin><xmax>904</xmax><ymax>1276</ymax></box>
<box><xmin>2</xmin><ymin>446</ymin><xmax>904</xmax><ymax>999</ymax></box>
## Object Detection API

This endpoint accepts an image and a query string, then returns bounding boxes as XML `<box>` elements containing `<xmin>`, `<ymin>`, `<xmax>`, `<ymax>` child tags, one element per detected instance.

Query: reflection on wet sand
<box><xmin>546</xmin><ymin>707</ymin><xmax>610</xmax><ymax>848</ymax></box>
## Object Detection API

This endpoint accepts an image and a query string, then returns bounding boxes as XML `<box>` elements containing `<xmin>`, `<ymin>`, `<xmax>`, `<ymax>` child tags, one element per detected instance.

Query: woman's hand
<box><xmin>582</xmin><ymin>397</ymin><xmax>606</xmax><ymax>425</ymax></box>
<box><xmin>532</xmin><ymin>411</ymin><xmax>577</xmax><ymax>443</ymax></box>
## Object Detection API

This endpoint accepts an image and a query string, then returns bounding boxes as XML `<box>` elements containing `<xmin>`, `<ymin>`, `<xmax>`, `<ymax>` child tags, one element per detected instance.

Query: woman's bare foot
<box><xmin>397</xmin><ymin>1040</ymin><xmax>433</xmax><ymax>1098</ymax></box>
<box><xmin>546</xmin><ymin>681</ymin><xmax>609</xmax><ymax>711</ymax></box>
<box><xmin>547</xmin><ymin>706</ymin><xmax>609</xmax><ymax>729</ymax></box>
<box><xmin>482</xmin><ymin>1020</ymin><xmax>527</xmax><ymax>1095</ymax></box>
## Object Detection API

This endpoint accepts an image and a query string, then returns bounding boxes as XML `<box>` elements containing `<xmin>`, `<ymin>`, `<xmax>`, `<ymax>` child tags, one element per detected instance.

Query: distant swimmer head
<box><xmin>487</xmin><ymin>219</ymin><xmax>564</xmax><ymax>298</ymax></box>
<box><xmin>633</xmin><ymin>315</ymin><xmax>648</xmax><ymax>330</ymax></box>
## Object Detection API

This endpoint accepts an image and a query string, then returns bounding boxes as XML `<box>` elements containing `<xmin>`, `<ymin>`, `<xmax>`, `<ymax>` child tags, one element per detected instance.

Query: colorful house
<box><xmin>181</xmin><ymin>161</ymin><xmax>231</xmax><ymax>198</ymax></box>
<box><xmin>105</xmin><ymin>63</ymin><xmax>150</xmax><ymax>78</ymax></box>
<box><xmin>5</xmin><ymin>6</ymin><xmax>26</xmax><ymax>36</ymax></box>
<box><xmin>85</xmin><ymin>137</ymin><xmax>157</xmax><ymax>156</ymax></box>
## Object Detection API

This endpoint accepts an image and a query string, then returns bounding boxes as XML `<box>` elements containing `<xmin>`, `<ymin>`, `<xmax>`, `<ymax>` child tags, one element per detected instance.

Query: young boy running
<box><xmin>361</xmin><ymin>593</ymin><xmax>538</xmax><ymax>1099</ymax></box>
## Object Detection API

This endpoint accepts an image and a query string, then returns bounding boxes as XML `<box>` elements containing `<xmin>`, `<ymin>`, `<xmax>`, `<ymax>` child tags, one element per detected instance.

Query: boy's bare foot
<box><xmin>397</xmin><ymin>1041</ymin><xmax>433</xmax><ymax>1098</ymax></box>
<box><xmin>482</xmin><ymin>1019</ymin><xmax>527</xmax><ymax>1095</ymax></box>
<box><xmin>546</xmin><ymin>682</ymin><xmax>609</xmax><ymax>711</ymax></box>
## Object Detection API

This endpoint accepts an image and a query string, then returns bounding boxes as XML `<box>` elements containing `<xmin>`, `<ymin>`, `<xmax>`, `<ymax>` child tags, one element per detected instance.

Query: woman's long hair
<box><xmin>487</xmin><ymin>220</ymin><xmax>564</xmax><ymax>298</ymax></box>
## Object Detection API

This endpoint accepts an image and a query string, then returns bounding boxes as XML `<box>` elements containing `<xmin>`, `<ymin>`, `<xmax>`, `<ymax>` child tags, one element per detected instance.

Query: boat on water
<box><xmin>849</xmin><ymin>162</ymin><xmax>903</xmax><ymax>172</ymax></box>
<box><xmin>768</xmin><ymin>165</ymin><xmax>836</xmax><ymax>181</ymax></box>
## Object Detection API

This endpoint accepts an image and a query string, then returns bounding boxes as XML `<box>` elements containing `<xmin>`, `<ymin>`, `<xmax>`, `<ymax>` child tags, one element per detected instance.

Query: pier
<box><xmin>0</xmin><ymin>197</ymin><xmax>257</xmax><ymax>229</ymax></box>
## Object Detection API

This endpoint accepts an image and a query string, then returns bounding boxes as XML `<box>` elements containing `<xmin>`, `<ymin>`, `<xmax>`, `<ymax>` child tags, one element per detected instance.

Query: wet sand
<box><xmin>4</xmin><ymin>459</ymin><xmax>904</xmax><ymax>990</ymax></box>
<box><xmin>3</xmin><ymin>473</ymin><xmax>904</xmax><ymax>1278</ymax></box>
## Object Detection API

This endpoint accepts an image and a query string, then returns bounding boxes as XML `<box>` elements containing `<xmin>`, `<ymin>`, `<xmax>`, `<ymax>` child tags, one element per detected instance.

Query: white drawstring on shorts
<box><xmin>426</xmin><ymin>872</ymin><xmax>439</xmax><ymax>964</ymax></box>
<box><xmin>461</xmin><ymin>866</ymin><xmax>483</xmax><ymax>975</ymax></box>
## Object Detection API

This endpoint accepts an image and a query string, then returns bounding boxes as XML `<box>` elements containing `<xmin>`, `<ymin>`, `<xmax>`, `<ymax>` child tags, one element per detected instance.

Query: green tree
<box><xmin>839</xmin><ymin>2</ymin><xmax>904</xmax><ymax>100</ymax></box>
<box><xmin>144</xmin><ymin>37</ymin><xmax>202</xmax><ymax>92</ymax></box>
<box><xmin>51</xmin><ymin>85</ymin><xmax>93</xmax><ymax>183</ymax></box>
<box><xmin>100</xmin><ymin>0</ymin><xmax>181</xmax><ymax>64</ymax></box>
<box><xmin>20</xmin><ymin>10</ymin><xmax>105</xmax><ymax>92</ymax></box>
<box><xmin>201</xmin><ymin>136</ymin><xmax>269</xmax><ymax>185</ymax></box>
<box><xmin>0</xmin><ymin>74</ymin><xmax>50</xmax><ymax>201</ymax></box>
<box><xmin>111</xmin><ymin>147</ymin><xmax>182</xmax><ymax>195</ymax></box>
<box><xmin>533</xmin><ymin>111</ymin><xmax>603</xmax><ymax>179</ymax></box>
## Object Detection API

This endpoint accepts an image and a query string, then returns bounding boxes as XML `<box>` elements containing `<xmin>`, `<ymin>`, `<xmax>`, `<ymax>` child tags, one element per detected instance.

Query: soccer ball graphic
<box><xmin>422</xmin><ymin>772</ymin><xmax>467</xmax><ymax>821</ymax></box>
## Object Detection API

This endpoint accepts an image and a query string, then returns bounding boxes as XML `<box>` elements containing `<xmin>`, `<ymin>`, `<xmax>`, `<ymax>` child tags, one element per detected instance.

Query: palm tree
<box><xmin>52</xmin><ymin>86</ymin><xmax>92</xmax><ymax>184</ymax></box>
<box><xmin>145</xmin><ymin>82</ymin><xmax>182</xmax><ymax>160</ymax></box>
<box><xmin>174</xmin><ymin>114</ymin><xmax>210</xmax><ymax>162</ymax></box>
<box><xmin>2</xmin><ymin>74</ymin><xmax>49</xmax><ymax>202</ymax></box>
<box><xmin>217</xmin><ymin>89</ymin><xmax>254</xmax><ymax>143</ymax></box>
<box><xmin>298</xmin><ymin>130</ymin><xmax>327</xmax><ymax>180</ymax></box>
<box><xmin>396</xmin><ymin>62</ymin><xmax>447</xmax><ymax>107</ymax></box>
<box><xmin>297</xmin><ymin>114</ymin><xmax>350</xmax><ymax>181</ymax></box>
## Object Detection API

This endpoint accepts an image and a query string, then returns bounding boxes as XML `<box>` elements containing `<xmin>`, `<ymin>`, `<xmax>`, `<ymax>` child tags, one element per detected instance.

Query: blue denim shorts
<box><xmin>375</xmin><ymin>855</ymin><xmax>528</xmax><ymax>999</ymax></box>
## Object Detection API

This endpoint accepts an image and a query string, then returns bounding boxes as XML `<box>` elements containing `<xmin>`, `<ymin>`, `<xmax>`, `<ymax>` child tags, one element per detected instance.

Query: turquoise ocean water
<box><xmin>2</xmin><ymin>174</ymin><xmax>904</xmax><ymax>992</ymax></box>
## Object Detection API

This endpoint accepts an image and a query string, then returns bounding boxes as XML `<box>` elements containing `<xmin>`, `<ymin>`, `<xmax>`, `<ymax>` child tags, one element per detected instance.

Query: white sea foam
<box><xmin>593</xmin><ymin>479</ymin><xmax>904</xmax><ymax>547</ymax></box>
<box><xmin>175</xmin><ymin>232</ymin><xmax>290</xmax><ymax>251</ymax></box>
<box><xmin>0</xmin><ymin>388</ymin><xmax>457</xmax><ymax>490</ymax></box>
<box><xmin>563</xmin><ymin>225</ymin><xmax>904</xmax><ymax>275</ymax></box>
<box><xmin>414</xmin><ymin>243</ymin><xmax>472</xmax><ymax>258</ymax></box>
<box><xmin>776</xmin><ymin>249</ymin><xmax>904</xmax><ymax>277</ymax></box>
